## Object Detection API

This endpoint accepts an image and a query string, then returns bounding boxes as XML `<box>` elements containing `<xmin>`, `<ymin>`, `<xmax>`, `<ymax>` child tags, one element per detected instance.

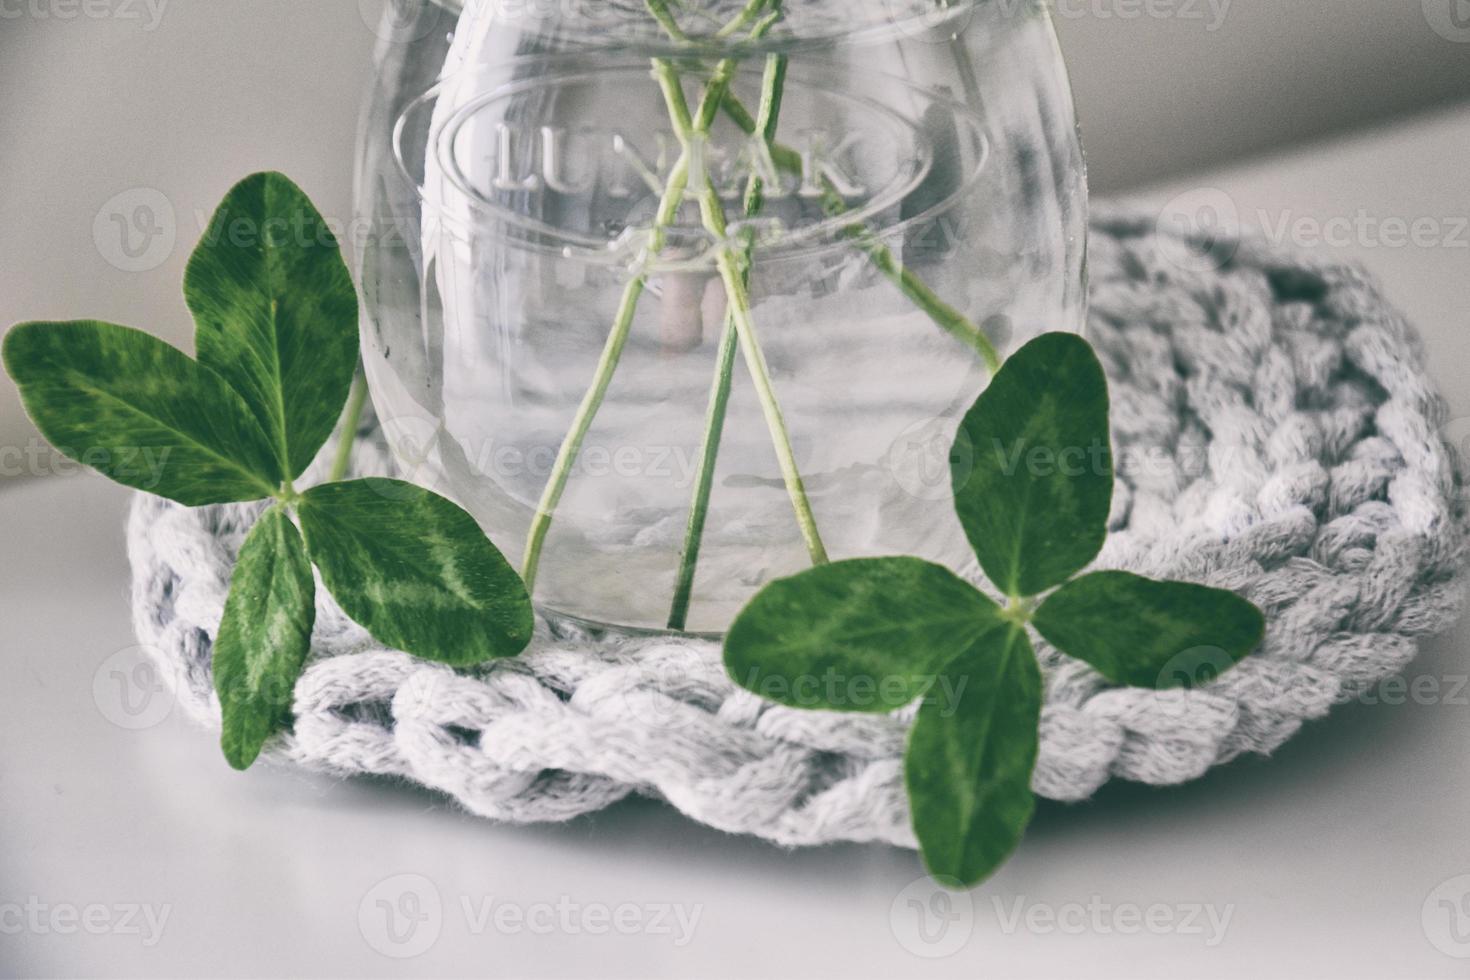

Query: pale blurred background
<box><xmin>2</xmin><ymin>0</ymin><xmax>1469</xmax><ymax>484</ymax></box>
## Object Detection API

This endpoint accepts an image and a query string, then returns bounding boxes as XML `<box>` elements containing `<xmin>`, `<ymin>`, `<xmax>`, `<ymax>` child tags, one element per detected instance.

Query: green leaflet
<box><xmin>297</xmin><ymin>479</ymin><xmax>534</xmax><ymax>666</ymax></box>
<box><xmin>952</xmin><ymin>332</ymin><xmax>1113</xmax><ymax>598</ymax></box>
<box><xmin>186</xmin><ymin>172</ymin><xmax>359</xmax><ymax>479</ymax></box>
<box><xmin>214</xmin><ymin>505</ymin><xmax>316</xmax><ymax>771</ymax></box>
<box><xmin>905</xmin><ymin>625</ymin><xmax>1041</xmax><ymax>887</ymax></box>
<box><xmin>1034</xmin><ymin>571</ymin><xmax>1266</xmax><ymax>688</ymax></box>
<box><xmin>2</xmin><ymin>320</ymin><xmax>280</xmax><ymax>504</ymax></box>
<box><xmin>724</xmin><ymin>558</ymin><xmax>1002</xmax><ymax>713</ymax></box>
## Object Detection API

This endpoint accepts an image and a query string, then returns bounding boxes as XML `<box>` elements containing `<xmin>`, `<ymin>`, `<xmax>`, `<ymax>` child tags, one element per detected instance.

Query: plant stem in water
<box><xmin>715</xmin><ymin>0</ymin><xmax>774</xmax><ymax>37</ymax></box>
<box><xmin>667</xmin><ymin>48</ymin><xmax>788</xmax><ymax>631</ymax></box>
<box><xmin>532</xmin><ymin>0</ymin><xmax>979</xmax><ymax>608</ymax></box>
<box><xmin>520</xmin><ymin>155</ymin><xmax>692</xmax><ymax>594</ymax></box>
<box><xmin>651</xmin><ymin>56</ymin><xmax>828</xmax><ymax>572</ymax></box>
<box><xmin>520</xmin><ymin>5</ymin><xmax>767</xmax><ymax>594</ymax></box>
<box><xmin>718</xmin><ymin>96</ymin><xmax>1001</xmax><ymax>370</ymax></box>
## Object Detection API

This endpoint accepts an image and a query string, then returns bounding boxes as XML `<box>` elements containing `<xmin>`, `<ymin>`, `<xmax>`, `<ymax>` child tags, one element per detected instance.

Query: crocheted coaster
<box><xmin>127</xmin><ymin>207</ymin><xmax>1467</xmax><ymax>849</ymax></box>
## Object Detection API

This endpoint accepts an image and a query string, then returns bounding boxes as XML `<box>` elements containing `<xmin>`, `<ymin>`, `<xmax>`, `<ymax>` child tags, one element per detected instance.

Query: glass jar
<box><xmin>355</xmin><ymin>0</ymin><xmax>1087</xmax><ymax>634</ymax></box>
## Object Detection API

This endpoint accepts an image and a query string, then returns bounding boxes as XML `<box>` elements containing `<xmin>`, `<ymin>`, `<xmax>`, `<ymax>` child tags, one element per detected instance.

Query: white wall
<box><xmin>2</xmin><ymin>0</ymin><xmax>1468</xmax><ymax>485</ymax></box>
<box><xmin>1053</xmin><ymin>0</ymin><xmax>1470</xmax><ymax>187</ymax></box>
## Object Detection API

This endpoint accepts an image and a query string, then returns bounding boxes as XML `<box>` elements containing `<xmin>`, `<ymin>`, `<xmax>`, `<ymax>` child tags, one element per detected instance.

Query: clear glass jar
<box><xmin>355</xmin><ymin>0</ymin><xmax>1087</xmax><ymax>634</ymax></box>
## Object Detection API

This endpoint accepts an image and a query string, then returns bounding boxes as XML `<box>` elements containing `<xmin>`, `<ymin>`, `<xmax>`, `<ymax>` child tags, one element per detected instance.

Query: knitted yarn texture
<box><xmin>127</xmin><ymin>209</ymin><xmax>1467</xmax><ymax>850</ymax></box>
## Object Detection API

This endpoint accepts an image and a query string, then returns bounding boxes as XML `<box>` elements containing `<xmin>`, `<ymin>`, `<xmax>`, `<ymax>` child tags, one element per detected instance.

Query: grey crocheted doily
<box><xmin>127</xmin><ymin>209</ymin><xmax>1467</xmax><ymax>849</ymax></box>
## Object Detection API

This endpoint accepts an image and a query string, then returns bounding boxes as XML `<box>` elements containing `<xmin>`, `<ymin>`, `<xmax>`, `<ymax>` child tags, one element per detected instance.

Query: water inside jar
<box><xmin>358</xmin><ymin>0</ymin><xmax>1085</xmax><ymax>632</ymax></box>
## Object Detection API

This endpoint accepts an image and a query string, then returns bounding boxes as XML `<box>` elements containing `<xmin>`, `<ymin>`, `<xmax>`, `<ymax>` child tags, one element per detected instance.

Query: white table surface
<box><xmin>3</xmin><ymin>105</ymin><xmax>1468</xmax><ymax>980</ymax></box>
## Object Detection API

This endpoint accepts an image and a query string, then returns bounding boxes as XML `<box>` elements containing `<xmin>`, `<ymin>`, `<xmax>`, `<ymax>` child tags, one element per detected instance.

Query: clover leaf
<box><xmin>3</xmin><ymin>320</ymin><xmax>282</xmax><ymax>504</ymax></box>
<box><xmin>953</xmin><ymin>331</ymin><xmax>1112</xmax><ymax>598</ymax></box>
<box><xmin>214</xmin><ymin>505</ymin><xmax>315</xmax><ymax>770</ymax></box>
<box><xmin>186</xmin><ymin>171</ymin><xmax>360</xmax><ymax>479</ymax></box>
<box><xmin>906</xmin><ymin>623</ymin><xmax>1040</xmax><ymax>885</ymax></box>
<box><xmin>3</xmin><ymin>172</ymin><xmax>532</xmax><ymax>770</ymax></box>
<box><xmin>724</xmin><ymin>332</ymin><xmax>1266</xmax><ymax>888</ymax></box>
<box><xmin>298</xmin><ymin>478</ymin><xmax>534</xmax><ymax>666</ymax></box>
<box><xmin>1033</xmin><ymin>571</ymin><xmax>1264</xmax><ymax>689</ymax></box>
<box><xmin>725</xmin><ymin>557</ymin><xmax>1002</xmax><ymax>713</ymax></box>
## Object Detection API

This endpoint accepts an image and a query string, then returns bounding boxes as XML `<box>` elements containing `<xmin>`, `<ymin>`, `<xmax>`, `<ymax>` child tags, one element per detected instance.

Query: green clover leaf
<box><xmin>298</xmin><ymin>479</ymin><xmax>533</xmax><ymax>666</ymax></box>
<box><xmin>186</xmin><ymin>171</ymin><xmax>360</xmax><ymax>480</ymax></box>
<box><xmin>1034</xmin><ymin>571</ymin><xmax>1266</xmax><ymax>688</ymax></box>
<box><xmin>3</xmin><ymin>173</ymin><xmax>532</xmax><ymax>770</ymax></box>
<box><xmin>724</xmin><ymin>332</ymin><xmax>1267</xmax><ymax>888</ymax></box>
<box><xmin>906</xmin><ymin>624</ymin><xmax>1041</xmax><ymax>884</ymax></box>
<box><xmin>3</xmin><ymin>320</ymin><xmax>281</xmax><ymax>504</ymax></box>
<box><xmin>214</xmin><ymin>505</ymin><xmax>316</xmax><ymax>770</ymax></box>
<box><xmin>953</xmin><ymin>332</ymin><xmax>1112</xmax><ymax>598</ymax></box>
<box><xmin>725</xmin><ymin>558</ymin><xmax>1003</xmax><ymax>713</ymax></box>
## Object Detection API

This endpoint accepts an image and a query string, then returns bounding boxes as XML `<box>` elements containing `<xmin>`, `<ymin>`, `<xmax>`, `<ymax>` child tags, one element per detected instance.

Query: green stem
<box><xmin>328</xmin><ymin>371</ymin><xmax>368</xmax><ymax>484</ymax></box>
<box><xmin>823</xmin><ymin>195</ymin><xmax>1002</xmax><ymax>374</ymax></box>
<box><xmin>652</xmin><ymin>56</ymin><xmax>828</xmax><ymax>571</ymax></box>
<box><xmin>668</xmin><ymin>48</ymin><xmax>788</xmax><ymax>631</ymax></box>
<box><xmin>718</xmin><ymin>97</ymin><xmax>1001</xmax><ymax>370</ymax></box>
<box><xmin>668</xmin><ymin>318</ymin><xmax>740</xmax><ymax>630</ymax></box>
<box><xmin>533</xmin><ymin>0</ymin><xmax>977</xmax><ymax>606</ymax></box>
<box><xmin>715</xmin><ymin>0</ymin><xmax>774</xmax><ymax>37</ymax></box>
<box><xmin>520</xmin><ymin>153</ymin><xmax>692</xmax><ymax>594</ymax></box>
<box><xmin>644</xmin><ymin>0</ymin><xmax>689</xmax><ymax>41</ymax></box>
<box><xmin>519</xmin><ymin>12</ymin><xmax>760</xmax><ymax>595</ymax></box>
